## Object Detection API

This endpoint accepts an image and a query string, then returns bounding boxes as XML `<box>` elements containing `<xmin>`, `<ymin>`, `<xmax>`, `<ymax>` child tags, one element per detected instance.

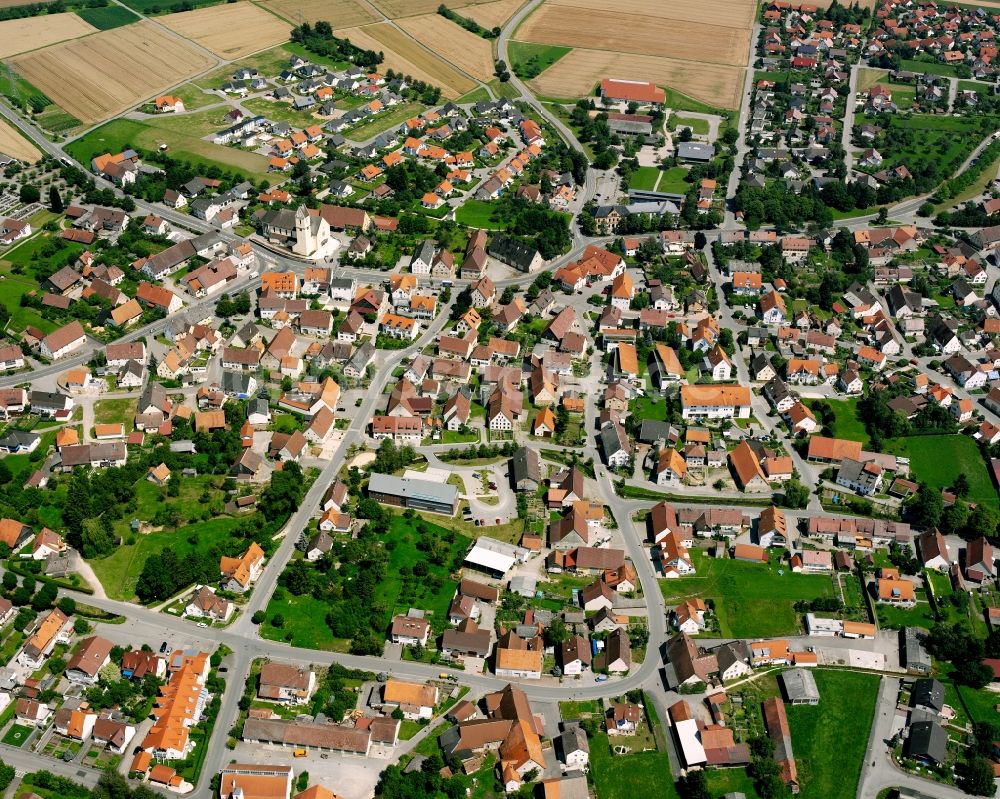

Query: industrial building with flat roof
<box><xmin>367</xmin><ymin>473</ymin><xmax>459</xmax><ymax>515</ymax></box>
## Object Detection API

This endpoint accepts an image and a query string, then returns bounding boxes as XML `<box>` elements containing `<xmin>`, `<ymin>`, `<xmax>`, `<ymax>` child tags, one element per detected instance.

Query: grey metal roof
<box><xmin>368</xmin><ymin>473</ymin><xmax>458</xmax><ymax>505</ymax></box>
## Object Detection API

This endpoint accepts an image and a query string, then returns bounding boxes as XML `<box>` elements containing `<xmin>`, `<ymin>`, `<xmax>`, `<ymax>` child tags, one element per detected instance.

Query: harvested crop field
<box><xmin>159</xmin><ymin>3</ymin><xmax>291</xmax><ymax>59</ymax></box>
<box><xmin>544</xmin><ymin>0</ymin><xmax>754</xmax><ymax>27</ymax></box>
<box><xmin>397</xmin><ymin>14</ymin><xmax>494</xmax><ymax>81</ymax></box>
<box><xmin>368</xmin><ymin>0</ymin><xmax>483</xmax><ymax>18</ymax></box>
<box><xmin>9</xmin><ymin>22</ymin><xmax>216</xmax><ymax>125</ymax></box>
<box><xmin>340</xmin><ymin>23</ymin><xmax>476</xmax><ymax>97</ymax></box>
<box><xmin>0</xmin><ymin>13</ymin><xmax>96</xmax><ymax>58</ymax></box>
<box><xmin>0</xmin><ymin>119</ymin><xmax>40</xmax><ymax>162</ymax></box>
<box><xmin>263</xmin><ymin>0</ymin><xmax>378</xmax><ymax>27</ymax></box>
<box><xmin>516</xmin><ymin>4</ymin><xmax>750</xmax><ymax>66</ymax></box>
<box><xmin>461</xmin><ymin>0</ymin><xmax>525</xmax><ymax>28</ymax></box>
<box><xmin>530</xmin><ymin>49</ymin><xmax>743</xmax><ymax>109</ymax></box>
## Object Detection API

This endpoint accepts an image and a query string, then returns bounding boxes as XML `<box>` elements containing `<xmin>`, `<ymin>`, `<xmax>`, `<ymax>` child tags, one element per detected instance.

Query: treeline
<box><xmin>291</xmin><ymin>21</ymin><xmax>383</xmax><ymax>71</ymax></box>
<box><xmin>437</xmin><ymin>4</ymin><xmax>498</xmax><ymax>39</ymax></box>
<box><xmin>935</xmin><ymin>138</ymin><xmax>1000</xmax><ymax>203</ymax></box>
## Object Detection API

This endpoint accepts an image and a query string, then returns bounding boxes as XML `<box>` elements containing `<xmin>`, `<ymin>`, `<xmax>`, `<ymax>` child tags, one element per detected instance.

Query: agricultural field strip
<box><xmin>0</xmin><ymin>13</ymin><xmax>97</xmax><ymax>59</ymax></box>
<box><xmin>530</xmin><ymin>49</ymin><xmax>743</xmax><ymax>110</ymax></box>
<box><xmin>339</xmin><ymin>22</ymin><xmax>477</xmax><ymax>98</ymax></box>
<box><xmin>9</xmin><ymin>22</ymin><xmax>216</xmax><ymax>125</ymax></box>
<box><xmin>514</xmin><ymin>4</ymin><xmax>752</xmax><ymax>67</ymax></box>
<box><xmin>158</xmin><ymin>2</ymin><xmax>293</xmax><ymax>60</ymax></box>
<box><xmin>259</xmin><ymin>0</ymin><xmax>380</xmax><ymax>27</ymax></box>
<box><xmin>396</xmin><ymin>14</ymin><xmax>494</xmax><ymax>82</ymax></box>
<box><xmin>459</xmin><ymin>0</ymin><xmax>525</xmax><ymax>29</ymax></box>
<box><xmin>544</xmin><ymin>0</ymin><xmax>755</xmax><ymax>29</ymax></box>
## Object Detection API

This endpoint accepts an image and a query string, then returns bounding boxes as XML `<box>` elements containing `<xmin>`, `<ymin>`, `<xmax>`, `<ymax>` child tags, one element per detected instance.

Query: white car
<box><xmin>248</xmin><ymin>271</ymin><xmax>259</xmax><ymax>279</ymax></box>
<box><xmin>197</xmin><ymin>622</ymin><xmax>208</xmax><ymax>628</ymax></box>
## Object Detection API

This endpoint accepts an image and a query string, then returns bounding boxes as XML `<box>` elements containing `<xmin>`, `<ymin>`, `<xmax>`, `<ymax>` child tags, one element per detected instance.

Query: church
<box><xmin>259</xmin><ymin>205</ymin><xmax>332</xmax><ymax>259</ymax></box>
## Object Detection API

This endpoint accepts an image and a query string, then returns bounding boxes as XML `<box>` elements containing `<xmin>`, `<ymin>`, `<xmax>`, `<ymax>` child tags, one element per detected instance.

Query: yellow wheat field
<box><xmin>0</xmin><ymin>13</ymin><xmax>96</xmax><ymax>59</ymax></box>
<box><xmin>397</xmin><ymin>14</ymin><xmax>494</xmax><ymax>82</ymax></box>
<box><xmin>459</xmin><ymin>0</ymin><xmax>525</xmax><ymax>28</ymax></box>
<box><xmin>263</xmin><ymin>0</ymin><xmax>378</xmax><ymax>28</ymax></box>
<box><xmin>340</xmin><ymin>22</ymin><xmax>476</xmax><ymax>97</ymax></box>
<box><xmin>545</xmin><ymin>0</ymin><xmax>755</xmax><ymax>28</ymax></box>
<box><xmin>530</xmin><ymin>48</ymin><xmax>744</xmax><ymax>110</ymax></box>
<box><xmin>516</xmin><ymin>4</ymin><xmax>750</xmax><ymax>67</ymax></box>
<box><xmin>159</xmin><ymin>3</ymin><xmax>292</xmax><ymax>59</ymax></box>
<box><xmin>366</xmin><ymin>0</ymin><xmax>498</xmax><ymax>19</ymax></box>
<box><xmin>0</xmin><ymin>119</ymin><xmax>40</xmax><ymax>163</ymax></box>
<box><xmin>10</xmin><ymin>22</ymin><xmax>216</xmax><ymax>125</ymax></box>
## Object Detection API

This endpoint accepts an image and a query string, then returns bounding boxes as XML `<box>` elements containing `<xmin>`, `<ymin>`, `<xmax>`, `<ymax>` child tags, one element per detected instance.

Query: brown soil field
<box><xmin>397</xmin><ymin>14</ymin><xmax>494</xmax><ymax>81</ymax></box>
<box><xmin>0</xmin><ymin>13</ymin><xmax>96</xmax><ymax>59</ymax></box>
<box><xmin>264</xmin><ymin>0</ymin><xmax>378</xmax><ymax>27</ymax></box>
<box><xmin>460</xmin><ymin>0</ymin><xmax>525</xmax><ymax>28</ymax></box>
<box><xmin>516</xmin><ymin>5</ymin><xmax>751</xmax><ymax>67</ymax></box>
<box><xmin>545</xmin><ymin>0</ymin><xmax>754</xmax><ymax>28</ymax></box>
<box><xmin>0</xmin><ymin>118</ymin><xmax>40</xmax><ymax>162</ymax></box>
<box><xmin>340</xmin><ymin>23</ymin><xmax>476</xmax><ymax>97</ymax></box>
<box><xmin>159</xmin><ymin>3</ymin><xmax>292</xmax><ymax>59</ymax></box>
<box><xmin>10</xmin><ymin>22</ymin><xmax>216</xmax><ymax>125</ymax></box>
<box><xmin>530</xmin><ymin>48</ymin><xmax>744</xmax><ymax>109</ymax></box>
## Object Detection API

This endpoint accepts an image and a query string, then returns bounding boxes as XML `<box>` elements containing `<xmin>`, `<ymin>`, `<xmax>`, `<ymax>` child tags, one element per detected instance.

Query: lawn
<box><xmin>858</xmin><ymin>68</ymin><xmax>888</xmax><ymax>91</ymax></box>
<box><xmin>455</xmin><ymin>199</ymin><xmax>504</xmax><ymax>229</ymax></box>
<box><xmin>787</xmin><ymin>670</ymin><xmax>879</xmax><ymax>799</ymax></box>
<box><xmin>89</xmin><ymin>515</ymin><xmax>253</xmax><ymax>601</ymax></box>
<box><xmin>898</xmin><ymin>58</ymin><xmax>961</xmax><ymax>78</ymax></box>
<box><xmin>65</xmin><ymin>115</ymin><xmax>272</xmax><ymax>183</ymax></box>
<box><xmin>630</xmin><ymin>166</ymin><xmax>661</xmax><ymax>191</ymax></box>
<box><xmin>457</xmin><ymin>86</ymin><xmax>490</xmax><ymax>104</ymax></box>
<box><xmin>343</xmin><ymin>101</ymin><xmax>426</xmax><ymax>142</ymax></box>
<box><xmin>806</xmin><ymin>397</ymin><xmax>869</xmax><ymax>446</ymax></box>
<box><xmin>93</xmin><ymin>398</ymin><xmax>137</xmax><ymax>429</ymax></box>
<box><xmin>508</xmin><ymin>41</ymin><xmax>572</xmax><ymax>79</ymax></box>
<box><xmin>170</xmin><ymin>82</ymin><xmax>217</xmax><ymax>112</ymax></box>
<box><xmin>76</xmin><ymin>5</ymin><xmax>140</xmax><ymax>28</ymax></box>
<box><xmin>658</xmin><ymin>551</ymin><xmax>835</xmax><ymax>638</ymax></box>
<box><xmin>902</xmin><ymin>434</ymin><xmax>997</xmax><ymax>510</ymax></box>
<box><xmin>261</xmin><ymin>592</ymin><xmax>352</xmax><ymax>651</ymax></box>
<box><xmin>559</xmin><ymin>699</ymin><xmax>603</xmax><ymax>720</ymax></box>
<box><xmin>631</xmin><ymin>395</ymin><xmax>669</xmax><ymax>422</ymax></box>
<box><xmin>957</xmin><ymin>79</ymin><xmax>992</xmax><ymax>95</ymax></box>
<box><xmin>656</xmin><ymin>166</ymin><xmax>692</xmax><ymax>195</ymax></box>
<box><xmin>1</xmin><ymin>723</ymin><xmax>31</xmax><ymax>747</ymax></box>
<box><xmin>672</xmin><ymin>116</ymin><xmax>709</xmax><ymax>135</ymax></box>
<box><xmin>589</xmin><ymin>732</ymin><xmax>678</xmax><ymax>799</ymax></box>
<box><xmin>242</xmin><ymin>98</ymin><xmax>326</xmax><ymax>128</ymax></box>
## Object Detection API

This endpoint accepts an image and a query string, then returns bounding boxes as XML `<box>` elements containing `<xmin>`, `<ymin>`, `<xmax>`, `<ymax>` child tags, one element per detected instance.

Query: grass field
<box><xmin>631</xmin><ymin>395</ymin><xmax>668</xmax><ymax>421</ymax></box>
<box><xmin>0</xmin><ymin>13</ymin><xmax>96</xmax><ymax>58</ymax></box>
<box><xmin>903</xmin><ymin>434</ymin><xmax>996</xmax><ymax>509</ymax></box>
<box><xmin>10</xmin><ymin>21</ymin><xmax>215</xmax><ymax>125</ymax></box>
<box><xmin>66</xmin><ymin>116</ymin><xmax>272</xmax><ymax>183</ymax></box>
<box><xmin>957</xmin><ymin>78</ymin><xmax>992</xmax><ymax>95</ymax></box>
<box><xmin>93</xmin><ymin>398</ymin><xmax>137</xmax><ymax>429</ymax></box>
<box><xmin>589</xmin><ymin>732</ymin><xmax>679</xmax><ymax>799</ymax></box>
<box><xmin>454</xmin><ymin>199</ymin><xmax>506</xmax><ymax>229</ymax></box>
<box><xmin>90</xmin><ymin>516</ymin><xmax>251</xmax><ymax>601</ymax></box>
<box><xmin>75</xmin><ymin>5</ymin><xmax>140</xmax><ymax>29</ymax></box>
<box><xmin>159</xmin><ymin>2</ymin><xmax>292</xmax><ymax>59</ymax></box>
<box><xmin>657</xmin><ymin>165</ymin><xmax>691</xmax><ymax>193</ymax></box>
<box><xmin>857</xmin><ymin>67</ymin><xmax>888</xmax><ymax>92</ymax></box>
<box><xmin>898</xmin><ymin>58</ymin><xmax>961</xmax><ymax>78</ymax></box>
<box><xmin>806</xmin><ymin>397</ymin><xmax>870</xmax><ymax>445</ymax></box>
<box><xmin>261</xmin><ymin>592</ymin><xmax>351</xmax><ymax>650</ymax></box>
<box><xmin>1</xmin><ymin>723</ymin><xmax>31</xmax><ymax>747</ymax></box>
<box><xmin>508</xmin><ymin>41</ymin><xmax>571</xmax><ymax>79</ymax></box>
<box><xmin>344</xmin><ymin>101</ymin><xmax>426</xmax><ymax>141</ymax></box>
<box><xmin>788</xmin><ymin>670</ymin><xmax>879</xmax><ymax>799</ymax></box>
<box><xmin>658</xmin><ymin>551</ymin><xmax>835</xmax><ymax>638</ymax></box>
<box><xmin>672</xmin><ymin>115</ymin><xmax>709</xmax><ymax>135</ymax></box>
<box><xmin>630</xmin><ymin>166</ymin><xmax>661</xmax><ymax>191</ymax></box>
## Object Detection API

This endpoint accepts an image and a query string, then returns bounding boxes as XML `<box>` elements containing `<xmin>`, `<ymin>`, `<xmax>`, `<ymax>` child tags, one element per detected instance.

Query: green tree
<box><xmin>49</xmin><ymin>185</ymin><xmax>63</xmax><ymax>213</ymax></box>
<box><xmin>957</xmin><ymin>756</ymin><xmax>998</xmax><ymax>797</ymax></box>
